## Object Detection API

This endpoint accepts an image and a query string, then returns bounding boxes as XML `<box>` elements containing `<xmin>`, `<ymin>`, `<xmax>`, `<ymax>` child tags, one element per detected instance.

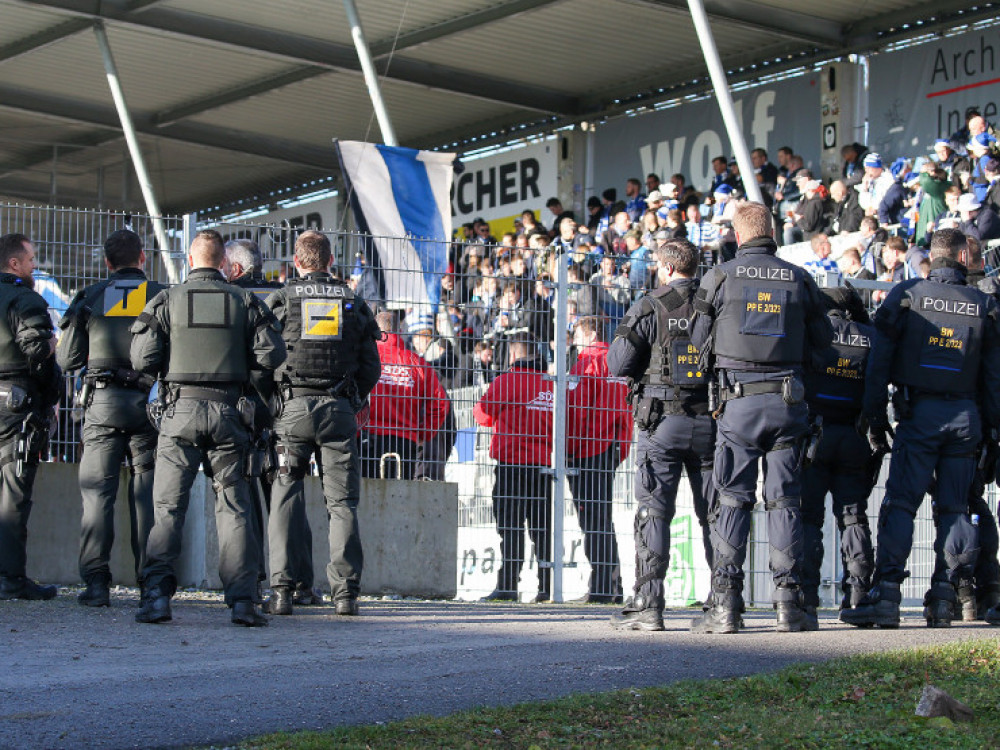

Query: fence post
<box><xmin>178</xmin><ymin>212</ymin><xmax>197</xmax><ymax>282</ymax></box>
<box><xmin>550</xmin><ymin>259</ymin><xmax>570</xmax><ymax>603</ymax></box>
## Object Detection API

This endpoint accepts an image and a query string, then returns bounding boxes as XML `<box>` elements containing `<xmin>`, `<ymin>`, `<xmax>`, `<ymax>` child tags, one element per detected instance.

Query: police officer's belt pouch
<box><xmin>236</xmin><ymin>396</ymin><xmax>255</xmax><ymax>429</ymax></box>
<box><xmin>246</xmin><ymin>446</ymin><xmax>263</xmax><ymax>478</ymax></box>
<box><xmin>781</xmin><ymin>376</ymin><xmax>805</xmax><ymax>405</ymax></box>
<box><xmin>0</xmin><ymin>383</ymin><xmax>29</xmax><ymax>413</ymax></box>
<box><xmin>635</xmin><ymin>397</ymin><xmax>663</xmax><ymax>431</ymax></box>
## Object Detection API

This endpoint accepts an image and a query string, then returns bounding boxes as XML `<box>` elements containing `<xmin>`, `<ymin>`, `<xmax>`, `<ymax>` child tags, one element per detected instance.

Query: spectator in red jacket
<box><xmin>362</xmin><ymin>312</ymin><xmax>448</xmax><ymax>480</ymax></box>
<box><xmin>474</xmin><ymin>334</ymin><xmax>554</xmax><ymax>602</ymax></box>
<box><xmin>566</xmin><ymin>316</ymin><xmax>633</xmax><ymax>603</ymax></box>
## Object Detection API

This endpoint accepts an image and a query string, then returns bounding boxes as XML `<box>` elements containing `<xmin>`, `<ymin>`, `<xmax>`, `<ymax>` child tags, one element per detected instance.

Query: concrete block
<box><xmin>25</xmin><ymin>463</ymin><xmax>458</xmax><ymax>599</ymax></box>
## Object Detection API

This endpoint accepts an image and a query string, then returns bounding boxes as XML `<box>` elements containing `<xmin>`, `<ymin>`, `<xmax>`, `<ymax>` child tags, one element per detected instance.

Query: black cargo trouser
<box><xmin>270</xmin><ymin>395</ymin><xmax>361</xmax><ymax>601</ymax></box>
<box><xmin>78</xmin><ymin>385</ymin><xmax>157</xmax><ymax>584</ymax></box>
<box><xmin>0</xmin><ymin>406</ymin><xmax>41</xmax><ymax>580</ymax></box>
<box><xmin>800</xmin><ymin>421</ymin><xmax>875</xmax><ymax>608</ymax></box>
<box><xmin>142</xmin><ymin>398</ymin><xmax>260</xmax><ymax>605</ymax></box>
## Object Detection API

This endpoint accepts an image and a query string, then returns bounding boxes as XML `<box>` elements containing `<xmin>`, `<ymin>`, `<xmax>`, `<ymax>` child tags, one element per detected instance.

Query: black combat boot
<box><xmin>775</xmin><ymin>600</ymin><xmax>819</xmax><ymax>632</ymax></box>
<box><xmin>293</xmin><ymin>584</ymin><xmax>323</xmax><ymax>606</ymax></box>
<box><xmin>0</xmin><ymin>575</ymin><xmax>57</xmax><ymax>601</ymax></box>
<box><xmin>135</xmin><ymin>589</ymin><xmax>172</xmax><ymax>624</ymax></box>
<box><xmin>265</xmin><ymin>585</ymin><xmax>293</xmax><ymax>615</ymax></box>
<box><xmin>840</xmin><ymin>581</ymin><xmax>901</xmax><ymax>628</ymax></box>
<box><xmin>78</xmin><ymin>576</ymin><xmax>111</xmax><ymax>607</ymax></box>
<box><xmin>923</xmin><ymin>583</ymin><xmax>959</xmax><ymax>628</ymax></box>
<box><xmin>610</xmin><ymin>595</ymin><xmax>664</xmax><ymax>631</ymax></box>
<box><xmin>335</xmin><ymin>598</ymin><xmax>359</xmax><ymax>616</ymax></box>
<box><xmin>841</xmin><ymin>585</ymin><xmax>868</xmax><ymax>611</ymax></box>
<box><xmin>231</xmin><ymin>600</ymin><xmax>268</xmax><ymax>627</ymax></box>
<box><xmin>986</xmin><ymin>602</ymin><xmax>1000</xmax><ymax>625</ymax></box>
<box><xmin>690</xmin><ymin>589</ymin><xmax>743</xmax><ymax>634</ymax></box>
<box><xmin>977</xmin><ymin>590</ymin><xmax>1000</xmax><ymax>621</ymax></box>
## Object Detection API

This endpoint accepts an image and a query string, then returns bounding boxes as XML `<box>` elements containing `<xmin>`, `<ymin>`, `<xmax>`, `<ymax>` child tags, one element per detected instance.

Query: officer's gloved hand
<box><xmin>863</xmin><ymin>412</ymin><xmax>891</xmax><ymax>455</ymax></box>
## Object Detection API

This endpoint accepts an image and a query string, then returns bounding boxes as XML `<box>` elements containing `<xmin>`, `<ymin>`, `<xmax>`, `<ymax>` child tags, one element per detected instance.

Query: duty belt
<box><xmin>287</xmin><ymin>387</ymin><xmax>337</xmax><ymax>399</ymax></box>
<box><xmin>86</xmin><ymin>368</ymin><xmax>155</xmax><ymax>392</ymax></box>
<box><xmin>176</xmin><ymin>386</ymin><xmax>241</xmax><ymax>405</ymax></box>
<box><xmin>721</xmin><ymin>380</ymin><xmax>784</xmax><ymax>401</ymax></box>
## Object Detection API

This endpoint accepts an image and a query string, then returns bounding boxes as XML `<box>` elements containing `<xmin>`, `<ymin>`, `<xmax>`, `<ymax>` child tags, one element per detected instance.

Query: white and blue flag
<box><xmin>335</xmin><ymin>140</ymin><xmax>455</xmax><ymax>328</ymax></box>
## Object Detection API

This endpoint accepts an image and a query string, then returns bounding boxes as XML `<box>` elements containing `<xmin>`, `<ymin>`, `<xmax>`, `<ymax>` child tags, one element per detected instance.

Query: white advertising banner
<box><xmin>451</xmin><ymin>141</ymin><xmax>558</xmax><ymax>235</ymax></box>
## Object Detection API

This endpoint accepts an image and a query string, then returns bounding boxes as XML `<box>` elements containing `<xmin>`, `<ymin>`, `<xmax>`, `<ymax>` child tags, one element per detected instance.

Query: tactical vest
<box><xmin>164</xmin><ymin>276</ymin><xmax>250</xmax><ymax>383</ymax></box>
<box><xmin>233</xmin><ymin>274</ymin><xmax>282</xmax><ymax>304</ymax></box>
<box><xmin>890</xmin><ymin>280</ymin><xmax>987</xmax><ymax>395</ymax></box>
<box><xmin>713</xmin><ymin>255</ymin><xmax>807</xmax><ymax>366</ymax></box>
<box><xmin>277</xmin><ymin>275</ymin><xmax>361</xmax><ymax>386</ymax></box>
<box><xmin>805</xmin><ymin>315</ymin><xmax>872</xmax><ymax>421</ymax></box>
<box><xmin>0</xmin><ymin>281</ymin><xmax>33</xmax><ymax>377</ymax></box>
<box><xmin>85</xmin><ymin>275</ymin><xmax>167</xmax><ymax>370</ymax></box>
<box><xmin>641</xmin><ymin>284</ymin><xmax>705</xmax><ymax>395</ymax></box>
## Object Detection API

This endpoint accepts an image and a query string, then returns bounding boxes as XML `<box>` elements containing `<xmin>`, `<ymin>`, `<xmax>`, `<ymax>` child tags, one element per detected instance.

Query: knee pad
<box><xmin>840</xmin><ymin>504</ymin><xmax>870</xmax><ymax>529</ymax></box>
<box><xmin>633</xmin><ymin>504</ymin><xmax>669</xmax><ymax>577</ymax></box>
<box><xmin>941</xmin><ymin>512</ymin><xmax>980</xmax><ymax>573</ymax></box>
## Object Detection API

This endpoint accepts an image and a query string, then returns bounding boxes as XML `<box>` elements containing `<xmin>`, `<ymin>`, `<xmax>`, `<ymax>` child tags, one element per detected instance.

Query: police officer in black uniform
<box><xmin>264</xmin><ymin>231</ymin><xmax>380</xmax><ymax>616</ymax></box>
<box><xmin>57</xmin><ymin>230</ymin><xmax>166</xmax><ymax>607</ymax></box>
<box><xmin>0</xmin><ymin>233</ymin><xmax>62</xmax><ymax>601</ymax></box>
<box><xmin>800</xmin><ymin>286</ymin><xmax>876</xmax><ymax>627</ymax></box>
<box><xmin>689</xmin><ymin>201</ymin><xmax>833</xmax><ymax>633</ymax></box>
<box><xmin>844</xmin><ymin>228</ymin><xmax>1000</xmax><ymax>629</ymax></box>
<box><xmin>130</xmin><ymin>230</ymin><xmax>286</xmax><ymax>626</ymax></box>
<box><xmin>607</xmin><ymin>237</ymin><xmax>715</xmax><ymax>631</ymax></box>
<box><xmin>225</xmin><ymin>239</ymin><xmax>321</xmax><ymax>607</ymax></box>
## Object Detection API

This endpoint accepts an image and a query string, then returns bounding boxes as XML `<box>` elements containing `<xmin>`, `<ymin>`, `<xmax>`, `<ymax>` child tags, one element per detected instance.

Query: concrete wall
<box><xmin>26</xmin><ymin>463</ymin><xmax>458</xmax><ymax>598</ymax></box>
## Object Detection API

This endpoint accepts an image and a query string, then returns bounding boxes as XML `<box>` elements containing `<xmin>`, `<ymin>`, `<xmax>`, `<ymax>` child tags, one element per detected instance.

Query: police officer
<box><xmin>264</xmin><ymin>230</ymin><xmax>380</xmax><ymax>617</ymax></box>
<box><xmin>689</xmin><ymin>201</ymin><xmax>833</xmax><ymax>633</ymax></box>
<box><xmin>800</xmin><ymin>286</ymin><xmax>876</xmax><ymax>627</ymax></box>
<box><xmin>607</xmin><ymin>237</ymin><xmax>715</xmax><ymax>630</ymax></box>
<box><xmin>225</xmin><ymin>240</ymin><xmax>321</xmax><ymax>607</ymax></box>
<box><xmin>56</xmin><ymin>230</ymin><xmax>166</xmax><ymax>607</ymax></box>
<box><xmin>130</xmin><ymin>229</ymin><xmax>285</xmax><ymax>626</ymax></box>
<box><xmin>0</xmin><ymin>233</ymin><xmax>62</xmax><ymax>601</ymax></box>
<box><xmin>844</xmin><ymin>228</ymin><xmax>1000</xmax><ymax>629</ymax></box>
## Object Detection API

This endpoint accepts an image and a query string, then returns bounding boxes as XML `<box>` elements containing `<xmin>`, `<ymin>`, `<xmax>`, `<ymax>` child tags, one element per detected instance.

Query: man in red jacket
<box><xmin>567</xmin><ymin>316</ymin><xmax>632</xmax><ymax>603</ymax></box>
<box><xmin>474</xmin><ymin>335</ymin><xmax>554</xmax><ymax>602</ymax></box>
<box><xmin>362</xmin><ymin>312</ymin><xmax>448</xmax><ymax>479</ymax></box>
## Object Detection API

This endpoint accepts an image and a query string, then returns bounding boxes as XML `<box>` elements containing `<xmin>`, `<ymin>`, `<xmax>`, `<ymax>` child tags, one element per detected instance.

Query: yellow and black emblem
<box><xmin>103</xmin><ymin>281</ymin><xmax>147</xmax><ymax>318</ymax></box>
<box><xmin>302</xmin><ymin>298</ymin><xmax>342</xmax><ymax>339</ymax></box>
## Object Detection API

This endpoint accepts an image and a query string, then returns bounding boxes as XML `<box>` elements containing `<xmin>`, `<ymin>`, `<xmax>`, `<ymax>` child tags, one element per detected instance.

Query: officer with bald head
<box><xmin>130</xmin><ymin>230</ymin><xmax>286</xmax><ymax>627</ymax></box>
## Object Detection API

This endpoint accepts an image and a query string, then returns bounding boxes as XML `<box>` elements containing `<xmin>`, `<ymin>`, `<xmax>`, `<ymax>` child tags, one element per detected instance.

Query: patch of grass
<box><xmin>235</xmin><ymin>639</ymin><xmax>1000</xmax><ymax>749</ymax></box>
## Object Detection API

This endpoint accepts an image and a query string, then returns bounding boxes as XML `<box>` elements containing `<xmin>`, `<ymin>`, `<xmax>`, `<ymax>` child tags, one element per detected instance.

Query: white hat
<box><xmin>958</xmin><ymin>193</ymin><xmax>982</xmax><ymax>211</ymax></box>
<box><xmin>646</xmin><ymin>190</ymin><xmax>665</xmax><ymax>203</ymax></box>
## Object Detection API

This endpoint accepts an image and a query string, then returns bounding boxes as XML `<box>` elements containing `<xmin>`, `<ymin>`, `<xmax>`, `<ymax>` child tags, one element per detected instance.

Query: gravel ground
<box><xmin>0</xmin><ymin>587</ymin><xmax>995</xmax><ymax>749</ymax></box>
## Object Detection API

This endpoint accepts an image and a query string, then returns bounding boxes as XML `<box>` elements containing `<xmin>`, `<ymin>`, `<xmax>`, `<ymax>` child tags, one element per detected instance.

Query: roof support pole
<box><xmin>686</xmin><ymin>0</ymin><xmax>763</xmax><ymax>204</ymax></box>
<box><xmin>93</xmin><ymin>20</ymin><xmax>179</xmax><ymax>282</ymax></box>
<box><xmin>342</xmin><ymin>0</ymin><xmax>398</xmax><ymax>147</ymax></box>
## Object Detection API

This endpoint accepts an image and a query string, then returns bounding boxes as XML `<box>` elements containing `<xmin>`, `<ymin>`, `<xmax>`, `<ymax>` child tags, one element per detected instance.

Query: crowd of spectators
<box><xmin>349</xmin><ymin>107</ymin><xmax>1000</xmax><ymax>406</ymax></box>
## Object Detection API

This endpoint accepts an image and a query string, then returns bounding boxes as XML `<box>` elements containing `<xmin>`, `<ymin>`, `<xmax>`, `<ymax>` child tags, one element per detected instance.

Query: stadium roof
<box><xmin>0</xmin><ymin>0</ymin><xmax>995</xmax><ymax>216</ymax></box>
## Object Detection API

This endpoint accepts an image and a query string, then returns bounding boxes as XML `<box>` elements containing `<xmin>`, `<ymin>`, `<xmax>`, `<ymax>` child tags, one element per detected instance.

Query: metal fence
<box><xmin>0</xmin><ymin>201</ymin><xmax>982</xmax><ymax>607</ymax></box>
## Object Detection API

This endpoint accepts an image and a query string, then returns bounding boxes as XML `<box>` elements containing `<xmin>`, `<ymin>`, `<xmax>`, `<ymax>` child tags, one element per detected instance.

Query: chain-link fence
<box><xmin>0</xmin><ymin>201</ymin><xmax>982</xmax><ymax>607</ymax></box>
